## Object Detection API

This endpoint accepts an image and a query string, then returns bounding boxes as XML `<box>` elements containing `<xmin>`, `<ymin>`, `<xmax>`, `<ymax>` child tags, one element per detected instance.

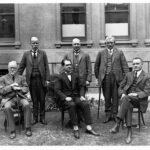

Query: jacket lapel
<box><xmin>136</xmin><ymin>70</ymin><xmax>145</xmax><ymax>85</ymax></box>
<box><xmin>103</xmin><ymin>49</ymin><xmax>107</xmax><ymax>64</ymax></box>
<box><xmin>29</xmin><ymin>51</ymin><xmax>33</xmax><ymax>64</ymax></box>
<box><xmin>38</xmin><ymin>50</ymin><xmax>42</xmax><ymax>64</ymax></box>
<box><xmin>78</xmin><ymin>50</ymin><xmax>84</xmax><ymax>64</ymax></box>
<box><xmin>62</xmin><ymin>73</ymin><xmax>71</xmax><ymax>88</ymax></box>
<box><xmin>112</xmin><ymin>48</ymin><xmax>117</xmax><ymax>63</ymax></box>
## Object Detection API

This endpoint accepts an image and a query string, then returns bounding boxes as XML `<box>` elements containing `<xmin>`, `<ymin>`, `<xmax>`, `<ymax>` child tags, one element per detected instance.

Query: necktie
<box><xmin>12</xmin><ymin>75</ymin><xmax>15</xmax><ymax>82</ymax></box>
<box><xmin>33</xmin><ymin>51</ymin><xmax>36</xmax><ymax>58</ymax></box>
<box><xmin>134</xmin><ymin>71</ymin><xmax>137</xmax><ymax>80</ymax></box>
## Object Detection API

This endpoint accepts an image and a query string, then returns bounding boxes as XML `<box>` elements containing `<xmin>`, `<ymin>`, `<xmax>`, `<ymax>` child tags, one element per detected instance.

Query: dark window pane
<box><xmin>0</xmin><ymin>4</ymin><xmax>15</xmax><ymax>38</ymax></box>
<box><xmin>62</xmin><ymin>13</ymin><xmax>85</xmax><ymax>24</ymax></box>
<box><xmin>105</xmin><ymin>12</ymin><xmax>128</xmax><ymax>23</ymax></box>
<box><xmin>62</xmin><ymin>6</ymin><xmax>85</xmax><ymax>12</ymax></box>
<box><xmin>0</xmin><ymin>4</ymin><xmax>14</xmax><ymax>13</ymax></box>
<box><xmin>105</xmin><ymin>3</ymin><xmax>128</xmax><ymax>11</ymax></box>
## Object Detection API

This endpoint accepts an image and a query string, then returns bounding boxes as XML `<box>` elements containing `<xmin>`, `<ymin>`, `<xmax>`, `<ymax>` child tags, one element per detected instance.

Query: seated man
<box><xmin>55</xmin><ymin>58</ymin><xmax>100</xmax><ymax>139</ymax></box>
<box><xmin>0</xmin><ymin>61</ymin><xmax>32</xmax><ymax>139</ymax></box>
<box><xmin>109</xmin><ymin>57</ymin><xmax>150</xmax><ymax>144</ymax></box>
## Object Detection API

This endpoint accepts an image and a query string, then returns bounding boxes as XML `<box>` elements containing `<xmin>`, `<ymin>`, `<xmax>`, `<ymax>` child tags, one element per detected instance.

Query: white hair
<box><xmin>8</xmin><ymin>60</ymin><xmax>18</xmax><ymax>68</ymax></box>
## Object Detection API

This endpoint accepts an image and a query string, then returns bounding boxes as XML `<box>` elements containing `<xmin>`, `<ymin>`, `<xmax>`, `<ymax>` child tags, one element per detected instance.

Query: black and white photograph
<box><xmin>0</xmin><ymin>0</ymin><xmax>150</xmax><ymax>146</ymax></box>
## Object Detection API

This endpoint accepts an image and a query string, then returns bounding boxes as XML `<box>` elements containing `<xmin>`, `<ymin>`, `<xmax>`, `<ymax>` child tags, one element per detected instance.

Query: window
<box><xmin>105</xmin><ymin>3</ymin><xmax>129</xmax><ymax>40</ymax></box>
<box><xmin>0</xmin><ymin>4</ymin><xmax>15</xmax><ymax>41</ymax></box>
<box><xmin>61</xmin><ymin>3</ymin><xmax>86</xmax><ymax>41</ymax></box>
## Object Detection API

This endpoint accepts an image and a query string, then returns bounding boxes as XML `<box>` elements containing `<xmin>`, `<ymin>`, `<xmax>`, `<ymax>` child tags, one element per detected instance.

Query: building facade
<box><xmin>0</xmin><ymin>3</ymin><xmax>150</xmax><ymax>76</ymax></box>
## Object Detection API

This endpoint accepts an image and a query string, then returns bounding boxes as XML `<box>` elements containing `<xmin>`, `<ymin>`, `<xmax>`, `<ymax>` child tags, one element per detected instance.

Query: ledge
<box><xmin>0</xmin><ymin>41</ymin><xmax>21</xmax><ymax>49</ymax></box>
<box><xmin>144</xmin><ymin>39</ymin><xmax>150</xmax><ymax>47</ymax></box>
<box><xmin>55</xmin><ymin>40</ymin><xmax>93</xmax><ymax>48</ymax></box>
<box><xmin>99</xmin><ymin>39</ymin><xmax>139</xmax><ymax>47</ymax></box>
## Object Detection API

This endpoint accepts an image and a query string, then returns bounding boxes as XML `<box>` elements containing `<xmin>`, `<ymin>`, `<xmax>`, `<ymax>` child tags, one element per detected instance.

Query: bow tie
<box><xmin>66</xmin><ymin>72</ymin><xmax>71</xmax><ymax>75</ymax></box>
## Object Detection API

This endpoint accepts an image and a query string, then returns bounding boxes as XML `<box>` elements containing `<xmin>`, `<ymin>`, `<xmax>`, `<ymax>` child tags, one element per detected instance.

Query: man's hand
<box><xmin>80</xmin><ymin>96</ymin><xmax>86</xmax><ymax>101</ymax></box>
<box><xmin>45</xmin><ymin>81</ymin><xmax>50</xmax><ymax>87</ymax></box>
<box><xmin>121</xmin><ymin>93</ymin><xmax>126</xmax><ymax>99</ymax></box>
<box><xmin>10</xmin><ymin>83</ymin><xmax>21</xmax><ymax>91</ymax></box>
<box><xmin>86</xmin><ymin>81</ymin><xmax>90</xmax><ymax>86</ymax></box>
<box><xmin>128</xmin><ymin>93</ymin><xmax>138</xmax><ymax>97</ymax></box>
<box><xmin>100</xmin><ymin>93</ymin><xmax>104</xmax><ymax>101</ymax></box>
<box><xmin>13</xmin><ymin>86</ymin><xmax>21</xmax><ymax>91</ymax></box>
<box><xmin>10</xmin><ymin>83</ymin><xmax>19</xmax><ymax>87</ymax></box>
<box><xmin>65</xmin><ymin>97</ymin><xmax>72</xmax><ymax>102</ymax></box>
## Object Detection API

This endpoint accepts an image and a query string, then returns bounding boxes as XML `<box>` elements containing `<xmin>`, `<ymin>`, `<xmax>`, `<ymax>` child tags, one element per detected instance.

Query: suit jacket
<box><xmin>118</xmin><ymin>70</ymin><xmax>150</xmax><ymax>113</ymax></box>
<box><xmin>54</xmin><ymin>72</ymin><xmax>84</xmax><ymax>104</ymax></box>
<box><xmin>64</xmin><ymin>50</ymin><xmax>92</xmax><ymax>86</ymax></box>
<box><xmin>94</xmin><ymin>47</ymin><xmax>129</xmax><ymax>86</ymax></box>
<box><xmin>17</xmin><ymin>50</ymin><xmax>50</xmax><ymax>86</ymax></box>
<box><xmin>0</xmin><ymin>74</ymin><xmax>29</xmax><ymax>104</ymax></box>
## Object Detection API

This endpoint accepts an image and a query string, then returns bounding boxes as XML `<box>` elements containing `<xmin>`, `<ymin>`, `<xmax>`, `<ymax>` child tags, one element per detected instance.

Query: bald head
<box><xmin>30</xmin><ymin>36</ymin><xmax>39</xmax><ymax>51</ymax></box>
<box><xmin>72</xmin><ymin>38</ymin><xmax>81</xmax><ymax>53</ymax></box>
<box><xmin>72</xmin><ymin>38</ymin><xmax>80</xmax><ymax>45</ymax></box>
<box><xmin>8</xmin><ymin>61</ymin><xmax>18</xmax><ymax>75</ymax></box>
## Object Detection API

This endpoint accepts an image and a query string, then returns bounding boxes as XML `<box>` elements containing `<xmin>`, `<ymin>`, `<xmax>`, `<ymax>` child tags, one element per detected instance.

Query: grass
<box><xmin>0</xmin><ymin>101</ymin><xmax>150</xmax><ymax>146</ymax></box>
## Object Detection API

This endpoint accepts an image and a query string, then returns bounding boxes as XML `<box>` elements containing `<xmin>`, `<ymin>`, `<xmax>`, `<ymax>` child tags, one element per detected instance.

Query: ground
<box><xmin>0</xmin><ymin>101</ymin><xmax>150</xmax><ymax>146</ymax></box>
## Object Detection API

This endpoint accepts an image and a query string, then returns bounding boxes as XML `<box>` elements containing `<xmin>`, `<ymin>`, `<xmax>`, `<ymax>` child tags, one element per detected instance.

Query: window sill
<box><xmin>55</xmin><ymin>40</ymin><xmax>93</xmax><ymax>48</ymax></box>
<box><xmin>0</xmin><ymin>41</ymin><xmax>21</xmax><ymax>49</ymax></box>
<box><xmin>99</xmin><ymin>39</ymin><xmax>138</xmax><ymax>47</ymax></box>
<box><xmin>144</xmin><ymin>39</ymin><xmax>150</xmax><ymax>47</ymax></box>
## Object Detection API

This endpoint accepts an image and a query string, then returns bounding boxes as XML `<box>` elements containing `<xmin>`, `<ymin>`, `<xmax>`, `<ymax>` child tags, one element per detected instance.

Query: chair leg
<box><xmin>138</xmin><ymin>110</ymin><xmax>141</xmax><ymax>131</ymax></box>
<box><xmin>4</xmin><ymin>118</ymin><xmax>7</xmax><ymax>132</ymax></box>
<box><xmin>140</xmin><ymin>112</ymin><xmax>145</xmax><ymax>125</ymax></box>
<box><xmin>61</xmin><ymin>110</ymin><xmax>65</xmax><ymax>130</ymax></box>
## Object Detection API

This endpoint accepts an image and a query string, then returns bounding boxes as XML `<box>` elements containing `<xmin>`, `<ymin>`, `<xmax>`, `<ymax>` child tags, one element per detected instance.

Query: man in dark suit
<box><xmin>55</xmin><ymin>58</ymin><xmax>99</xmax><ymax>139</ymax></box>
<box><xmin>63</xmin><ymin>38</ymin><xmax>92</xmax><ymax>96</ymax></box>
<box><xmin>110</xmin><ymin>57</ymin><xmax>150</xmax><ymax>144</ymax></box>
<box><xmin>0</xmin><ymin>61</ymin><xmax>32</xmax><ymax>139</ymax></box>
<box><xmin>63</xmin><ymin>38</ymin><xmax>92</xmax><ymax>126</ymax></box>
<box><xmin>94</xmin><ymin>36</ymin><xmax>129</xmax><ymax>123</ymax></box>
<box><xmin>17</xmin><ymin>37</ymin><xmax>50</xmax><ymax>125</ymax></box>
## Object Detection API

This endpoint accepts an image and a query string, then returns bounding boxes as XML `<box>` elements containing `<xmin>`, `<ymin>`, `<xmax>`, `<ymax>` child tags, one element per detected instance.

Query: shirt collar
<box><xmin>107</xmin><ymin>48</ymin><xmax>113</xmax><ymax>53</ymax></box>
<box><xmin>136</xmin><ymin>69</ymin><xmax>142</xmax><ymax>77</ymax></box>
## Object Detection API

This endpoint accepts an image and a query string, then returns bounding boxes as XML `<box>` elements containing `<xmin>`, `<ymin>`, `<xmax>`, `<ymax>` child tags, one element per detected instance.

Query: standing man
<box><xmin>0</xmin><ymin>61</ymin><xmax>32</xmax><ymax>139</ymax></box>
<box><xmin>94</xmin><ymin>36</ymin><xmax>129</xmax><ymax>123</ymax></box>
<box><xmin>55</xmin><ymin>58</ymin><xmax>100</xmax><ymax>139</ymax></box>
<box><xmin>17</xmin><ymin>37</ymin><xmax>50</xmax><ymax>125</ymax></box>
<box><xmin>110</xmin><ymin>57</ymin><xmax>150</xmax><ymax>144</ymax></box>
<box><xmin>64</xmin><ymin>38</ymin><xmax>92</xmax><ymax>96</ymax></box>
<box><xmin>63</xmin><ymin>38</ymin><xmax>92</xmax><ymax>126</ymax></box>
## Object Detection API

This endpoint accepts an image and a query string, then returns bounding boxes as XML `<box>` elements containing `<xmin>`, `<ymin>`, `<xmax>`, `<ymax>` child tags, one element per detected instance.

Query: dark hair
<box><xmin>133</xmin><ymin>57</ymin><xmax>143</xmax><ymax>63</ymax></box>
<box><xmin>61</xmin><ymin>58</ymin><xmax>72</xmax><ymax>66</ymax></box>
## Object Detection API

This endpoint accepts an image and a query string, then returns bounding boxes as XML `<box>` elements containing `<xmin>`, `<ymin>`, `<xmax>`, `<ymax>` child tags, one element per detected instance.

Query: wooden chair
<box><xmin>132</xmin><ymin>106</ymin><xmax>145</xmax><ymax>131</ymax></box>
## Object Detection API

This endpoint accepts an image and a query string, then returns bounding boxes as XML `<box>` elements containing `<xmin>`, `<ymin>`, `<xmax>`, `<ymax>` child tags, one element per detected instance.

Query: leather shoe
<box><xmin>85</xmin><ymin>129</ymin><xmax>100</xmax><ymax>136</ymax></box>
<box><xmin>9</xmin><ymin>131</ymin><xmax>16</xmax><ymax>139</ymax></box>
<box><xmin>25</xmin><ymin>128</ymin><xmax>32</xmax><ymax>137</ymax></box>
<box><xmin>109</xmin><ymin>124</ymin><xmax>119</xmax><ymax>133</ymax></box>
<box><xmin>40</xmin><ymin>119</ymin><xmax>47</xmax><ymax>125</ymax></box>
<box><xmin>103</xmin><ymin>116</ymin><xmax>112</xmax><ymax>123</ymax></box>
<box><xmin>125</xmin><ymin>136</ymin><xmax>132</xmax><ymax>144</ymax></box>
<box><xmin>73</xmin><ymin>130</ymin><xmax>80</xmax><ymax>139</ymax></box>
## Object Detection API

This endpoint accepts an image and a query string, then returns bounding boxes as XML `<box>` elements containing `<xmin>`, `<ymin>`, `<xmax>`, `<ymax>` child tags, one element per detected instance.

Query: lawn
<box><xmin>0</xmin><ymin>100</ymin><xmax>150</xmax><ymax>146</ymax></box>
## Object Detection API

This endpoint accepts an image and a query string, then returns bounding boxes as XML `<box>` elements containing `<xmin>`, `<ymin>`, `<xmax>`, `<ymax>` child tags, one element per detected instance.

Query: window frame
<box><xmin>60</xmin><ymin>3</ymin><xmax>87</xmax><ymax>42</ymax></box>
<box><xmin>105</xmin><ymin>3</ymin><xmax>130</xmax><ymax>40</ymax></box>
<box><xmin>0</xmin><ymin>4</ymin><xmax>21</xmax><ymax>49</ymax></box>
